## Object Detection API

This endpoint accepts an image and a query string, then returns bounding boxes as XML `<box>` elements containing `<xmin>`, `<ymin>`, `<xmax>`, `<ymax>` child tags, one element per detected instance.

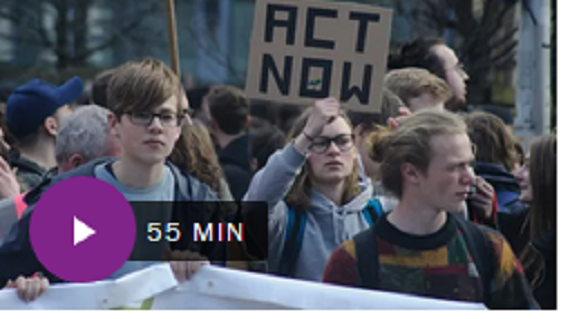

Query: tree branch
<box><xmin>490</xmin><ymin>40</ymin><xmax>518</xmax><ymax>63</ymax></box>
<box><xmin>182</xmin><ymin>21</ymin><xmax>243</xmax><ymax>84</ymax></box>
<box><xmin>71</xmin><ymin>3</ymin><xmax>160</xmax><ymax>63</ymax></box>
<box><xmin>0</xmin><ymin>5</ymin><xmax>54</xmax><ymax>49</ymax></box>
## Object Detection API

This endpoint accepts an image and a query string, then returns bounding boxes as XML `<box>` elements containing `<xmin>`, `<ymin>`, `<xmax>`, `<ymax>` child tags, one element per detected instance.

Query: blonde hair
<box><xmin>285</xmin><ymin>108</ymin><xmax>360</xmax><ymax>213</ymax></box>
<box><xmin>370</xmin><ymin>110</ymin><xmax>467</xmax><ymax>198</ymax></box>
<box><xmin>107</xmin><ymin>58</ymin><xmax>182</xmax><ymax>115</ymax></box>
<box><xmin>384</xmin><ymin>68</ymin><xmax>452</xmax><ymax>111</ymax></box>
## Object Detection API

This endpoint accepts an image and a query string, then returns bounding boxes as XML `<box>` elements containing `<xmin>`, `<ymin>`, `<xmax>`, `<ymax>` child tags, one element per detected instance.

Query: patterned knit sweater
<box><xmin>322</xmin><ymin>213</ymin><xmax>539</xmax><ymax>309</ymax></box>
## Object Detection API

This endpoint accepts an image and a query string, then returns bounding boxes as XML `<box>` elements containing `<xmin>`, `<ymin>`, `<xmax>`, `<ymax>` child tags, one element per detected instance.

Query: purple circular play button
<box><xmin>30</xmin><ymin>176</ymin><xmax>136</xmax><ymax>283</ymax></box>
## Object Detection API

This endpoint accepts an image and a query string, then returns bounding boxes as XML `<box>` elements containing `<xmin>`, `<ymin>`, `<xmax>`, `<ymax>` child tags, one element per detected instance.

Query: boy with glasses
<box><xmin>0</xmin><ymin>59</ymin><xmax>223</xmax><ymax>285</ymax></box>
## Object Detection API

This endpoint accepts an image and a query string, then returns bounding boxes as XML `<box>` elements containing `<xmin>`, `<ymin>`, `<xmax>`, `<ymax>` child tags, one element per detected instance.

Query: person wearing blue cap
<box><xmin>5</xmin><ymin>77</ymin><xmax>83</xmax><ymax>192</ymax></box>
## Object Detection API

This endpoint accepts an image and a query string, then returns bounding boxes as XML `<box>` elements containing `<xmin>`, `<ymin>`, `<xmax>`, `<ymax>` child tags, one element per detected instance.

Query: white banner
<box><xmin>0</xmin><ymin>265</ymin><xmax>487</xmax><ymax>310</ymax></box>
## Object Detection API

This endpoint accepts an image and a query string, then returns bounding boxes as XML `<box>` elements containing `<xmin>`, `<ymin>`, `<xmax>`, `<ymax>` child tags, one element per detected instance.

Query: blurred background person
<box><xmin>513</xmin><ymin>134</ymin><xmax>556</xmax><ymax>309</ymax></box>
<box><xmin>384</xmin><ymin>67</ymin><xmax>452</xmax><ymax>113</ymax></box>
<box><xmin>248</xmin><ymin>125</ymin><xmax>286</xmax><ymax>174</ymax></box>
<box><xmin>89</xmin><ymin>69</ymin><xmax>114</xmax><ymax>108</ymax></box>
<box><xmin>464</xmin><ymin>112</ymin><xmax>527</xmax><ymax>232</ymax></box>
<box><xmin>389</xmin><ymin>37</ymin><xmax>469</xmax><ymax>112</ymax></box>
<box><xmin>187</xmin><ymin>86</ymin><xmax>212</xmax><ymax>128</ymax></box>
<box><xmin>206</xmin><ymin>85</ymin><xmax>252</xmax><ymax>200</ymax></box>
<box><xmin>5</xmin><ymin>77</ymin><xmax>82</xmax><ymax>192</ymax></box>
<box><xmin>1</xmin><ymin>105</ymin><xmax>121</xmax><ymax>243</ymax></box>
<box><xmin>347</xmin><ymin>88</ymin><xmax>405</xmax><ymax>197</ymax></box>
<box><xmin>169</xmin><ymin>121</ymin><xmax>233</xmax><ymax>201</ymax></box>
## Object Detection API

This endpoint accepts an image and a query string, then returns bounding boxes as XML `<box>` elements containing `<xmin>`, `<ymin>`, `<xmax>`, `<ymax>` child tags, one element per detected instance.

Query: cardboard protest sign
<box><xmin>246</xmin><ymin>0</ymin><xmax>392</xmax><ymax>113</ymax></box>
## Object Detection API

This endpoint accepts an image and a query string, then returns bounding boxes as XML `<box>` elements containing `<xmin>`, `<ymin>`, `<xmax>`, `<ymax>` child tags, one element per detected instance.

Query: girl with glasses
<box><xmin>243</xmin><ymin>98</ymin><xmax>385</xmax><ymax>282</ymax></box>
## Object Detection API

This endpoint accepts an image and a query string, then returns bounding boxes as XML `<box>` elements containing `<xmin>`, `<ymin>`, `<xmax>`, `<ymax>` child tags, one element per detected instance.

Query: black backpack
<box><xmin>353</xmin><ymin>214</ymin><xmax>495</xmax><ymax>304</ymax></box>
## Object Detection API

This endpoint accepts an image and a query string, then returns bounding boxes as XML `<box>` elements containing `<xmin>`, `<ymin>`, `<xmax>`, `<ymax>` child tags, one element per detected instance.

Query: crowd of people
<box><xmin>0</xmin><ymin>37</ymin><xmax>556</xmax><ymax>309</ymax></box>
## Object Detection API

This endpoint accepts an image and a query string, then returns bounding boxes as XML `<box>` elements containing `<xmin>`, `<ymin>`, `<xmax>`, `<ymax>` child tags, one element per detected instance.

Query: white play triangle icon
<box><xmin>74</xmin><ymin>216</ymin><xmax>96</xmax><ymax>246</ymax></box>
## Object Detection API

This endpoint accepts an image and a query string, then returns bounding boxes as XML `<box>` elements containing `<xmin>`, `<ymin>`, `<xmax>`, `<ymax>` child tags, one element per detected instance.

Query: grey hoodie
<box><xmin>243</xmin><ymin>143</ymin><xmax>390</xmax><ymax>282</ymax></box>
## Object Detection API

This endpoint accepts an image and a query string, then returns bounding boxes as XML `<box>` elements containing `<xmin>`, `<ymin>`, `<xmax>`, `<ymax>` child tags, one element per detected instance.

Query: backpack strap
<box><xmin>453</xmin><ymin>214</ymin><xmax>495</xmax><ymax>305</ymax></box>
<box><xmin>279</xmin><ymin>198</ymin><xmax>383</xmax><ymax>278</ymax></box>
<box><xmin>362</xmin><ymin>198</ymin><xmax>383</xmax><ymax>226</ymax></box>
<box><xmin>277</xmin><ymin>207</ymin><xmax>307</xmax><ymax>277</ymax></box>
<box><xmin>354</xmin><ymin>227</ymin><xmax>379</xmax><ymax>290</ymax></box>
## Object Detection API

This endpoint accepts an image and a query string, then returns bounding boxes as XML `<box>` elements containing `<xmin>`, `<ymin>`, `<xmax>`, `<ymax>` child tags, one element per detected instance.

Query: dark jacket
<box><xmin>0</xmin><ymin>169</ymin><xmax>58</xmax><ymax>244</ymax></box>
<box><xmin>474</xmin><ymin>162</ymin><xmax>527</xmax><ymax>215</ymax></box>
<box><xmin>0</xmin><ymin>158</ymin><xmax>225</xmax><ymax>284</ymax></box>
<box><xmin>511</xmin><ymin>213</ymin><xmax>556</xmax><ymax>309</ymax></box>
<box><xmin>9</xmin><ymin>150</ymin><xmax>47</xmax><ymax>193</ymax></box>
<box><xmin>530</xmin><ymin>230</ymin><xmax>556</xmax><ymax>309</ymax></box>
<box><xmin>219</xmin><ymin>134</ymin><xmax>252</xmax><ymax>200</ymax></box>
<box><xmin>474</xmin><ymin>162</ymin><xmax>530</xmax><ymax>256</ymax></box>
<box><xmin>495</xmin><ymin>206</ymin><xmax>556</xmax><ymax>309</ymax></box>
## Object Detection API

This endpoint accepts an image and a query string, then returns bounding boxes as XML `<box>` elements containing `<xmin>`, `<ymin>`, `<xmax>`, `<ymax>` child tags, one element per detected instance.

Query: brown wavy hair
<box><xmin>528</xmin><ymin>134</ymin><xmax>556</xmax><ymax>240</ymax></box>
<box><xmin>284</xmin><ymin>108</ymin><xmax>361</xmax><ymax>213</ymax></box>
<box><xmin>464</xmin><ymin>112</ymin><xmax>519</xmax><ymax>172</ymax></box>
<box><xmin>169</xmin><ymin>121</ymin><xmax>222</xmax><ymax>194</ymax></box>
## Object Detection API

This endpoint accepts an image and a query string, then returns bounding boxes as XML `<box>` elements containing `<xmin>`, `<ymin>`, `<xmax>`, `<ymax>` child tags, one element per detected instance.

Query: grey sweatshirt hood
<box><xmin>308</xmin><ymin>178</ymin><xmax>373</xmax><ymax>216</ymax></box>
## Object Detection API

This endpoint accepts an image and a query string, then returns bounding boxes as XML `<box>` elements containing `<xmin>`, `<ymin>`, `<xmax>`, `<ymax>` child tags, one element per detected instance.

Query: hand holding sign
<box><xmin>4</xmin><ymin>274</ymin><xmax>49</xmax><ymax>303</ymax></box>
<box><xmin>165</xmin><ymin>249</ymin><xmax>210</xmax><ymax>282</ymax></box>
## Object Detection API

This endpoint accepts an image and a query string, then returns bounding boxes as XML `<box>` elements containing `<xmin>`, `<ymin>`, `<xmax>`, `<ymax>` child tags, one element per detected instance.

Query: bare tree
<box><xmin>0</xmin><ymin>0</ymin><xmax>161</xmax><ymax>71</ymax></box>
<box><xmin>392</xmin><ymin>0</ymin><xmax>519</xmax><ymax>104</ymax></box>
<box><xmin>182</xmin><ymin>21</ymin><xmax>246</xmax><ymax>86</ymax></box>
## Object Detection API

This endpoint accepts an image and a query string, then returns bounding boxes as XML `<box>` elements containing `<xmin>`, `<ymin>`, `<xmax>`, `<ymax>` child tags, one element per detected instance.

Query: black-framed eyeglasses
<box><xmin>310</xmin><ymin>134</ymin><xmax>355</xmax><ymax>154</ymax></box>
<box><xmin>126</xmin><ymin>111</ymin><xmax>184</xmax><ymax>127</ymax></box>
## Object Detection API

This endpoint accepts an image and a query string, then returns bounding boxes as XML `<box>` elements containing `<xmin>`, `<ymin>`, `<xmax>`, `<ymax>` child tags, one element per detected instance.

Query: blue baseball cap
<box><xmin>6</xmin><ymin>76</ymin><xmax>83</xmax><ymax>139</ymax></box>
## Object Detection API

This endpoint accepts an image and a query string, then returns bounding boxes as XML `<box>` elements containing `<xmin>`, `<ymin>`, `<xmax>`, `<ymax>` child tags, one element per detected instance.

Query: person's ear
<box><xmin>401</xmin><ymin>162</ymin><xmax>421</xmax><ymax>186</ymax></box>
<box><xmin>108</xmin><ymin>113</ymin><xmax>119</xmax><ymax>139</ymax></box>
<box><xmin>43</xmin><ymin>116</ymin><xmax>59</xmax><ymax>137</ymax></box>
<box><xmin>68</xmin><ymin>154</ymin><xmax>85</xmax><ymax>169</ymax></box>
